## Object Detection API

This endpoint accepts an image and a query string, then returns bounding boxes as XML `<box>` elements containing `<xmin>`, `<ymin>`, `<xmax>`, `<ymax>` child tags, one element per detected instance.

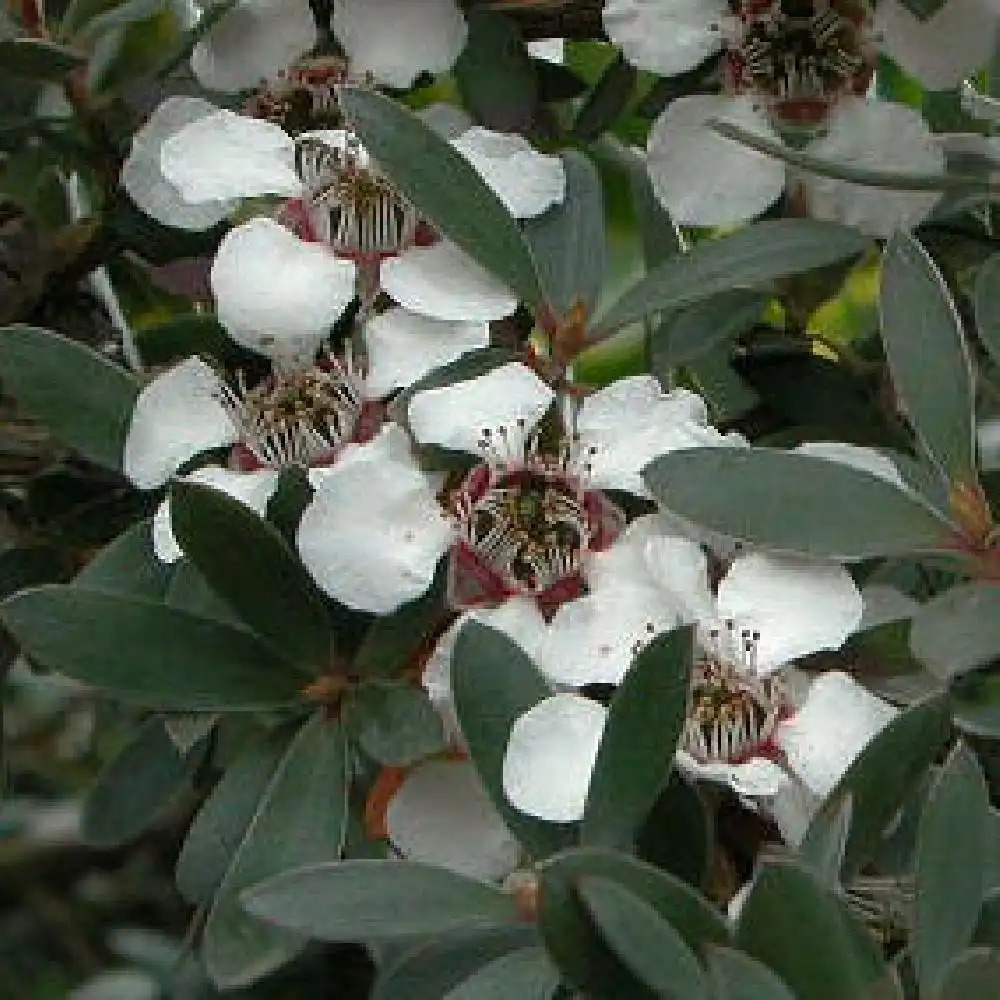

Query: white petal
<box><xmin>603</xmin><ymin>0</ymin><xmax>727</xmax><ymax>75</ymax></box>
<box><xmin>386</xmin><ymin>759</ymin><xmax>519</xmax><ymax>881</ymax></box>
<box><xmin>776</xmin><ymin>671</ymin><xmax>897</xmax><ymax>798</ymax></box>
<box><xmin>875</xmin><ymin>0</ymin><xmax>1000</xmax><ymax>90</ymax></box>
<box><xmin>537</xmin><ymin>585</ymin><xmax>677</xmax><ymax>687</ymax></box>
<box><xmin>381</xmin><ymin>241</ymin><xmax>518</xmax><ymax>322</ymax></box>
<box><xmin>725</xmin><ymin>758</ymin><xmax>789</xmax><ymax>798</ymax></box>
<box><xmin>451</xmin><ymin>127</ymin><xmax>565</xmax><ymax>219</ymax></box>
<box><xmin>646</xmin><ymin>95</ymin><xmax>786</xmax><ymax>227</ymax></box>
<box><xmin>121</xmin><ymin>97</ymin><xmax>233</xmax><ymax>230</ymax></box>
<box><xmin>211</xmin><ymin>218</ymin><xmax>356</xmax><ymax>364</ymax></box>
<box><xmin>859</xmin><ymin>584</ymin><xmax>920</xmax><ymax>631</ymax></box>
<box><xmin>160</xmin><ymin>111</ymin><xmax>301</xmax><ymax>203</ymax></box>
<box><xmin>191</xmin><ymin>0</ymin><xmax>317</xmax><ymax>92</ymax></box>
<box><xmin>770</xmin><ymin>777</ymin><xmax>820</xmax><ymax>847</ymax></box>
<box><xmin>408</xmin><ymin>361</ymin><xmax>554</xmax><ymax>454</ymax></box>
<box><xmin>576</xmin><ymin>379</ymin><xmax>733</xmax><ymax>497</ymax></box>
<box><xmin>153</xmin><ymin>466</ymin><xmax>280</xmax><ymax>562</ymax></box>
<box><xmin>802</xmin><ymin>99</ymin><xmax>944</xmax><ymax>238</ymax></box>
<box><xmin>296</xmin><ymin>425</ymin><xmax>452</xmax><ymax>613</ymax></box>
<box><xmin>364</xmin><ymin>307</ymin><xmax>489</xmax><ymax>397</ymax></box>
<box><xmin>716</xmin><ymin>554</ymin><xmax>863</xmax><ymax>672</ymax></box>
<box><xmin>124</xmin><ymin>357</ymin><xmax>235</xmax><ymax>490</ymax></box>
<box><xmin>793</xmin><ymin>441</ymin><xmax>908</xmax><ymax>490</ymax></box>
<box><xmin>526</xmin><ymin>38</ymin><xmax>565</xmax><ymax>64</ymax></box>
<box><xmin>333</xmin><ymin>0</ymin><xmax>467</xmax><ymax>88</ymax></box>
<box><xmin>502</xmin><ymin>694</ymin><xmax>607</xmax><ymax>822</ymax></box>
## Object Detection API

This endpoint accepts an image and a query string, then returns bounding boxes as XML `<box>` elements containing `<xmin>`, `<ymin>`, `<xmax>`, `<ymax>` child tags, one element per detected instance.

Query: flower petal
<box><xmin>160</xmin><ymin>110</ymin><xmax>301</xmax><ymax>203</ymax></box>
<box><xmin>387</xmin><ymin>759</ymin><xmax>520</xmax><ymax>881</ymax></box>
<box><xmin>716</xmin><ymin>554</ymin><xmax>863</xmax><ymax>672</ymax></box>
<box><xmin>191</xmin><ymin>0</ymin><xmax>317</xmax><ymax>92</ymax></box>
<box><xmin>211</xmin><ymin>218</ymin><xmax>356</xmax><ymax>364</ymax></box>
<box><xmin>121</xmin><ymin>97</ymin><xmax>233</xmax><ymax>230</ymax></box>
<box><xmin>451</xmin><ymin>127</ymin><xmax>565</xmax><ymax>219</ymax></box>
<box><xmin>793</xmin><ymin>440</ymin><xmax>908</xmax><ymax>490</ymax></box>
<box><xmin>576</xmin><ymin>378</ymin><xmax>734</xmax><ymax>496</ymax></box>
<box><xmin>603</xmin><ymin>0</ymin><xmax>727</xmax><ymax>75</ymax></box>
<box><xmin>153</xmin><ymin>466</ymin><xmax>280</xmax><ymax>562</ymax></box>
<box><xmin>776</xmin><ymin>671</ymin><xmax>897</xmax><ymax>798</ymax></box>
<box><xmin>502</xmin><ymin>693</ymin><xmax>607</xmax><ymax>822</ymax></box>
<box><xmin>333</xmin><ymin>0</ymin><xmax>467</xmax><ymax>88</ymax></box>
<box><xmin>874</xmin><ymin>0</ymin><xmax>1000</xmax><ymax>90</ymax></box>
<box><xmin>381</xmin><ymin>241</ymin><xmax>518</xmax><ymax>322</ymax></box>
<box><xmin>646</xmin><ymin>95</ymin><xmax>785</xmax><ymax>227</ymax></box>
<box><xmin>408</xmin><ymin>361</ymin><xmax>554</xmax><ymax>454</ymax></box>
<box><xmin>124</xmin><ymin>357</ymin><xmax>235</xmax><ymax>490</ymax></box>
<box><xmin>859</xmin><ymin>584</ymin><xmax>920</xmax><ymax>631</ymax></box>
<box><xmin>297</xmin><ymin>425</ymin><xmax>452</xmax><ymax>613</ymax></box>
<box><xmin>802</xmin><ymin>99</ymin><xmax>943</xmax><ymax>238</ymax></box>
<box><xmin>364</xmin><ymin>307</ymin><xmax>489</xmax><ymax>397</ymax></box>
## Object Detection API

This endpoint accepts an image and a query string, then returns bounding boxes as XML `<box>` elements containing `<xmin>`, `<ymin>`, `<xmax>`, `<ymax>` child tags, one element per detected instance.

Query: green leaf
<box><xmin>896</xmin><ymin>0</ymin><xmax>947</xmax><ymax>21</ymax></box>
<box><xmin>0</xmin><ymin>38</ymin><xmax>85</xmax><ymax>78</ymax></box>
<box><xmin>577</xmin><ymin>876</ymin><xmax>708</xmax><ymax>1000</ymax></box>
<box><xmin>627</xmin><ymin>158</ymin><xmax>681</xmax><ymax>269</ymax></box>
<box><xmin>454</xmin><ymin>11</ymin><xmax>537</xmax><ymax>132</ymax></box>
<box><xmin>373</xmin><ymin>929</ymin><xmax>541</xmax><ymax>1000</ymax></box>
<box><xmin>242</xmin><ymin>860</ymin><xmax>520</xmax><ymax>942</ymax></box>
<box><xmin>0</xmin><ymin>326</ymin><xmax>140</xmax><ymax>471</ymax></box>
<box><xmin>1</xmin><ymin>585</ymin><xmax>305</xmax><ymax>710</ymax></box>
<box><xmin>338</xmin><ymin>88</ymin><xmax>541</xmax><ymax>308</ymax></box>
<box><xmin>910</xmin><ymin>583</ymin><xmax>1000</xmax><ymax>679</ymax></box>
<box><xmin>637</xmin><ymin>773</ymin><xmax>712</xmax><ymax>889</ymax></box>
<box><xmin>950</xmin><ymin>669</ymin><xmax>1000</xmax><ymax>738</ymax></box>
<box><xmin>736</xmin><ymin>863</ymin><xmax>902</xmax><ymax>1000</ymax></box>
<box><xmin>348</xmin><ymin>683</ymin><xmax>446</xmax><ymax>767</ymax></box>
<box><xmin>914</xmin><ymin>742</ymin><xmax>991</xmax><ymax>995</ymax></box>
<box><xmin>538</xmin><ymin>848</ymin><xmax>728</xmax><ymax>997</ymax></box>
<box><xmin>974</xmin><ymin>253</ymin><xmax>1000</xmax><ymax>370</ymax></box>
<box><xmin>170</xmin><ymin>482</ymin><xmax>332</xmax><ymax>669</ymax></box>
<box><xmin>82</xmin><ymin>715</ymin><xmax>206</xmax><ymax>847</ymax></box>
<box><xmin>939</xmin><ymin>948</ymin><xmax>1000</xmax><ymax>999</ymax></box>
<box><xmin>73</xmin><ymin>520</ymin><xmax>172</xmax><ymax>600</ymax></box>
<box><xmin>175</xmin><ymin>729</ymin><xmax>291</xmax><ymax>906</ymax></box>
<box><xmin>704</xmin><ymin>946</ymin><xmax>797</xmax><ymax>1000</ymax></box>
<box><xmin>800</xmin><ymin>694</ymin><xmax>950</xmax><ymax>878</ymax></box>
<box><xmin>442</xmin><ymin>947</ymin><xmax>560</xmax><ymax>1000</ymax></box>
<box><xmin>451</xmin><ymin>620</ymin><xmax>572</xmax><ymax>860</ymax></box>
<box><xmin>879</xmin><ymin>231</ymin><xmax>976</xmax><ymax>483</ymax></box>
<box><xmin>650</xmin><ymin>290</ymin><xmax>770</xmax><ymax>370</ymax></box>
<box><xmin>134</xmin><ymin>313</ymin><xmax>237</xmax><ymax>367</ymax></box>
<box><xmin>202</xmin><ymin>714</ymin><xmax>350</xmax><ymax>988</ymax></box>
<box><xmin>572</xmin><ymin>53</ymin><xmax>637</xmax><ymax>142</ymax></box>
<box><xmin>582</xmin><ymin>627</ymin><xmax>692</xmax><ymax>849</ymax></box>
<box><xmin>643</xmin><ymin>447</ymin><xmax>951</xmax><ymax>560</ymax></box>
<box><xmin>596</xmin><ymin>221</ymin><xmax>870</xmax><ymax>333</ymax></box>
<box><xmin>524</xmin><ymin>150</ymin><xmax>606</xmax><ymax>319</ymax></box>
<box><xmin>798</xmin><ymin>793</ymin><xmax>853</xmax><ymax>887</ymax></box>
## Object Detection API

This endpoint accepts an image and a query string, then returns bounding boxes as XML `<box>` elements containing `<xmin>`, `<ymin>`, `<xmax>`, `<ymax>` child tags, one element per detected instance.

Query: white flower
<box><xmin>332</xmin><ymin>0</ymin><xmax>467</xmax><ymax>89</ymax></box>
<box><xmin>500</xmin><ymin>534</ymin><xmax>891</xmax><ymax>823</ymax></box>
<box><xmin>191</xmin><ymin>0</ymin><xmax>317</xmax><ymax>93</ymax></box>
<box><xmin>378</xmin><ymin>758</ymin><xmax>520</xmax><ymax>881</ymax></box>
<box><xmin>646</xmin><ymin>94</ymin><xmax>943</xmax><ymax>236</ymax></box>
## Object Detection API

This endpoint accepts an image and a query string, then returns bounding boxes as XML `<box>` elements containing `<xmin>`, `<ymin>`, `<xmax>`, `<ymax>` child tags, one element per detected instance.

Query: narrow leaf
<box><xmin>880</xmin><ymin>231</ymin><xmax>976</xmax><ymax>483</ymax></box>
<box><xmin>202</xmin><ymin>714</ymin><xmax>349</xmax><ymax>988</ymax></box>
<box><xmin>910</xmin><ymin>582</ymin><xmax>1000</xmax><ymax>679</ymax></box>
<box><xmin>0</xmin><ymin>326</ymin><xmax>140</xmax><ymax>471</ymax></box>
<box><xmin>442</xmin><ymin>947</ymin><xmax>560</xmax><ymax>1000</ymax></box>
<box><xmin>582</xmin><ymin>627</ymin><xmax>692</xmax><ymax>849</ymax></box>
<box><xmin>974</xmin><ymin>253</ymin><xmax>1000</xmax><ymax>369</ymax></box>
<box><xmin>1</xmin><ymin>585</ymin><xmax>304</xmax><ymax>709</ymax></box>
<box><xmin>913</xmin><ymin>743</ymin><xmax>991</xmax><ymax>995</ymax></box>
<box><xmin>338</xmin><ymin>88</ymin><xmax>541</xmax><ymax>308</ymax></box>
<box><xmin>597</xmin><ymin>221</ymin><xmax>870</xmax><ymax>333</ymax></box>
<box><xmin>572</xmin><ymin>53</ymin><xmax>637</xmax><ymax>142</ymax></box>
<box><xmin>170</xmin><ymin>482</ymin><xmax>331</xmax><ymax>669</ymax></box>
<box><xmin>705</xmin><ymin>946</ymin><xmax>797</xmax><ymax>1000</ymax></box>
<box><xmin>939</xmin><ymin>948</ymin><xmax>1000</xmax><ymax>999</ymax></box>
<box><xmin>348</xmin><ymin>683</ymin><xmax>446</xmax><ymax>767</ymax></box>
<box><xmin>643</xmin><ymin>447</ymin><xmax>951</xmax><ymax>560</ymax></box>
<box><xmin>0</xmin><ymin>38</ymin><xmax>85</xmax><ymax>78</ymax></box>
<box><xmin>242</xmin><ymin>860</ymin><xmax>520</xmax><ymax>941</ymax></box>
<box><xmin>74</xmin><ymin>520</ymin><xmax>173</xmax><ymax>600</ymax></box>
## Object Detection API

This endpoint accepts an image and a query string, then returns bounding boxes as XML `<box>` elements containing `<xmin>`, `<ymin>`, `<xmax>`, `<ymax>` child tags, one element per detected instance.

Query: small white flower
<box><xmin>332</xmin><ymin>0</ymin><xmax>468</xmax><ymax>89</ymax></box>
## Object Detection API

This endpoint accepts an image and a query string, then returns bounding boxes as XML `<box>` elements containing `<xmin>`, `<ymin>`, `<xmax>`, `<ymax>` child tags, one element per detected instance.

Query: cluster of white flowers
<box><xmin>115</xmin><ymin>0</ymin><xmax>944</xmax><ymax>887</ymax></box>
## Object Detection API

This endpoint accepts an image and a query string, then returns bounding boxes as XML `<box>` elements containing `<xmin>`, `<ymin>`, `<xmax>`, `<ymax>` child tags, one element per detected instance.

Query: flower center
<box><xmin>294</xmin><ymin>132</ymin><xmax>419</xmax><ymax>260</ymax></box>
<box><xmin>682</xmin><ymin>621</ymin><xmax>788</xmax><ymax>765</ymax></box>
<box><xmin>219</xmin><ymin>358</ymin><xmax>365</xmax><ymax>470</ymax></box>
<box><xmin>449</xmin><ymin>424</ymin><xmax>624</xmax><ymax>612</ymax></box>
<box><xmin>245</xmin><ymin>55</ymin><xmax>348</xmax><ymax>132</ymax></box>
<box><xmin>727</xmin><ymin>0</ymin><xmax>868</xmax><ymax>130</ymax></box>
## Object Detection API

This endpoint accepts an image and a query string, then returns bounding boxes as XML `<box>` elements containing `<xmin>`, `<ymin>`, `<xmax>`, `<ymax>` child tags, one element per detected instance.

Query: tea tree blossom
<box><xmin>501</xmin><ymin>531</ymin><xmax>896</xmax><ymax>822</ymax></box>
